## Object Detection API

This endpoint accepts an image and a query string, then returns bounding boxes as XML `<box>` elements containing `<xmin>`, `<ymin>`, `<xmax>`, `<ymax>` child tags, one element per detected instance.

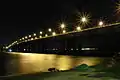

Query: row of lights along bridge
<box><xmin>6</xmin><ymin>17</ymin><xmax>104</xmax><ymax>49</ymax></box>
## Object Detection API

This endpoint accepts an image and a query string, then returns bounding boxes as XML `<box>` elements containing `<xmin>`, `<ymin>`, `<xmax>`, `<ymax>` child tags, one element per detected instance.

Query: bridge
<box><xmin>4</xmin><ymin>21</ymin><xmax>120</xmax><ymax>56</ymax></box>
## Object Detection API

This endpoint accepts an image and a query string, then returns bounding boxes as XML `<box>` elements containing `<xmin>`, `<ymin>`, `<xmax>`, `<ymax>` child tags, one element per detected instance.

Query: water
<box><xmin>1</xmin><ymin>52</ymin><xmax>107</xmax><ymax>76</ymax></box>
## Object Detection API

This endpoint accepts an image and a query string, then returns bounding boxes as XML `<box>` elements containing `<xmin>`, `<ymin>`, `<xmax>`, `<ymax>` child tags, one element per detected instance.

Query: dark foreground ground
<box><xmin>1</xmin><ymin>71</ymin><xmax>119</xmax><ymax>80</ymax></box>
<box><xmin>1</xmin><ymin>63</ymin><xmax>120</xmax><ymax>80</ymax></box>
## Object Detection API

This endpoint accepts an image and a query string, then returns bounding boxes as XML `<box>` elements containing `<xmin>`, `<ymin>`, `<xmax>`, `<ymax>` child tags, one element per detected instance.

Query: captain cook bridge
<box><xmin>4</xmin><ymin>17</ymin><xmax>120</xmax><ymax>56</ymax></box>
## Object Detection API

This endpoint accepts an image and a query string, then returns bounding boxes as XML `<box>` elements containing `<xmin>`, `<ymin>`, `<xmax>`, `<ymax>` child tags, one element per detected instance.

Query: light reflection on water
<box><xmin>6</xmin><ymin>52</ymin><xmax>103</xmax><ymax>75</ymax></box>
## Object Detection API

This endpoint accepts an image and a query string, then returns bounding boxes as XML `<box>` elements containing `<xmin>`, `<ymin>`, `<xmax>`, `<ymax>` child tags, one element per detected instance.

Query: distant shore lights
<box><xmin>9</xmin><ymin>49</ymin><xmax>12</xmax><ymax>52</ymax></box>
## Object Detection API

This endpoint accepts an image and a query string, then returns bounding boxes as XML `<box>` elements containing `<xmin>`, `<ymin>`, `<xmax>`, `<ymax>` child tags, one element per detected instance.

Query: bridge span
<box><xmin>5</xmin><ymin>23</ymin><xmax>120</xmax><ymax>56</ymax></box>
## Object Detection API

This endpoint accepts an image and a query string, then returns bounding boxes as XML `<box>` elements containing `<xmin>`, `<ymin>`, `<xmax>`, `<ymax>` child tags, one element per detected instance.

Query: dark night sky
<box><xmin>0</xmin><ymin>0</ymin><xmax>119</xmax><ymax>45</ymax></box>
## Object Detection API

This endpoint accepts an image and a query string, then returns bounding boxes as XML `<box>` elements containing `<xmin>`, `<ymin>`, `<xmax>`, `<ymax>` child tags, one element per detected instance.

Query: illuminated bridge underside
<box><xmin>11</xmin><ymin>24</ymin><xmax>120</xmax><ymax>56</ymax></box>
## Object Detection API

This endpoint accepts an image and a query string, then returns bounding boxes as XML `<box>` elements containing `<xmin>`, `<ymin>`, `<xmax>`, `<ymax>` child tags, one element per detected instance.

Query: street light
<box><xmin>99</xmin><ymin>21</ymin><xmax>104</xmax><ymax>26</ymax></box>
<box><xmin>52</xmin><ymin>32</ymin><xmax>56</xmax><ymax>36</ymax></box>
<box><xmin>33</xmin><ymin>33</ymin><xmax>36</xmax><ymax>36</ymax></box>
<box><xmin>6</xmin><ymin>46</ymin><xmax>8</xmax><ymax>49</ymax></box>
<box><xmin>39</xmin><ymin>36</ymin><xmax>42</xmax><ymax>38</ymax></box>
<box><xmin>22</xmin><ymin>37</ymin><xmax>24</xmax><ymax>40</ymax></box>
<box><xmin>25</xmin><ymin>36</ymin><xmax>28</xmax><ymax>39</ymax></box>
<box><xmin>40</xmin><ymin>31</ymin><xmax>42</xmax><ymax>34</ymax></box>
<box><xmin>29</xmin><ymin>35</ymin><xmax>31</xmax><ymax>38</ymax></box>
<box><xmin>45</xmin><ymin>34</ymin><xmax>48</xmax><ymax>37</ymax></box>
<box><xmin>60</xmin><ymin>23</ymin><xmax>65</xmax><ymax>29</ymax></box>
<box><xmin>35</xmin><ymin>37</ymin><xmax>38</xmax><ymax>39</ymax></box>
<box><xmin>31</xmin><ymin>38</ymin><xmax>34</xmax><ymax>40</ymax></box>
<box><xmin>76</xmin><ymin>26</ymin><xmax>81</xmax><ymax>31</ymax></box>
<box><xmin>63</xmin><ymin>30</ymin><xmax>66</xmax><ymax>33</ymax></box>
<box><xmin>27</xmin><ymin>39</ymin><xmax>30</xmax><ymax>41</ymax></box>
<box><xmin>81</xmin><ymin>17</ymin><xmax>87</xmax><ymax>23</ymax></box>
<box><xmin>48</xmin><ymin>28</ymin><xmax>52</xmax><ymax>32</ymax></box>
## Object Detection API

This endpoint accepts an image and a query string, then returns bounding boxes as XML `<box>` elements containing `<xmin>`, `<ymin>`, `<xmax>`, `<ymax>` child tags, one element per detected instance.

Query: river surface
<box><xmin>1</xmin><ymin>52</ymin><xmax>110</xmax><ymax>76</ymax></box>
